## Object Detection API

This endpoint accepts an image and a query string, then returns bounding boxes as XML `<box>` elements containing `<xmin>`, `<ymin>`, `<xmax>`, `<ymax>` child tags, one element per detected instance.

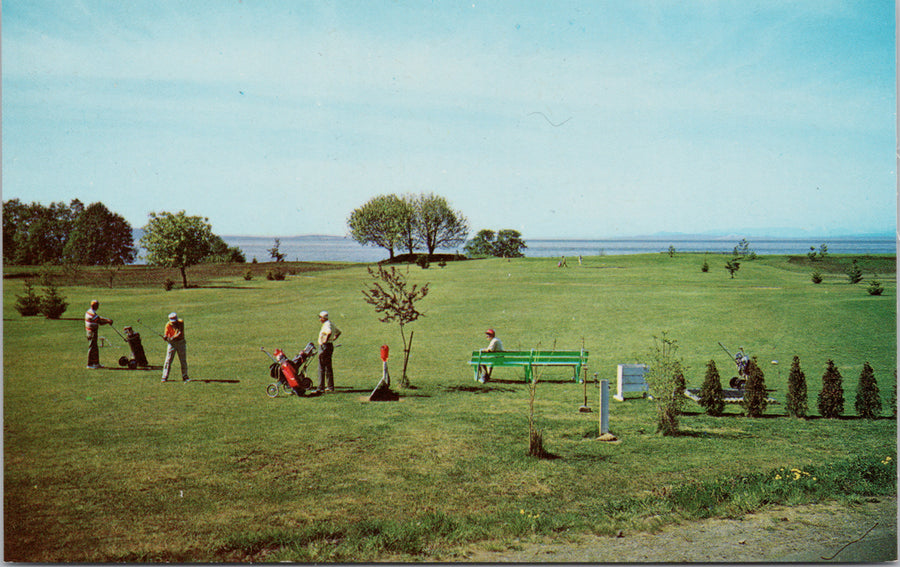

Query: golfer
<box><xmin>316</xmin><ymin>311</ymin><xmax>341</xmax><ymax>392</ymax></box>
<box><xmin>477</xmin><ymin>328</ymin><xmax>504</xmax><ymax>383</ymax></box>
<box><xmin>84</xmin><ymin>300</ymin><xmax>113</xmax><ymax>369</ymax></box>
<box><xmin>161</xmin><ymin>312</ymin><xmax>189</xmax><ymax>382</ymax></box>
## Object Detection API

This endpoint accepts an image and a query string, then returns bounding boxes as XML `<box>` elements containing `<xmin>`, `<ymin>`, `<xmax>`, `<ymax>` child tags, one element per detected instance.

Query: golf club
<box><xmin>135</xmin><ymin>318</ymin><xmax>169</xmax><ymax>342</ymax></box>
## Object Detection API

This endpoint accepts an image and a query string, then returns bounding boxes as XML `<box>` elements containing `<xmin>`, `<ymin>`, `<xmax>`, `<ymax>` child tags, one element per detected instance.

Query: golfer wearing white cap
<box><xmin>161</xmin><ymin>312</ymin><xmax>189</xmax><ymax>382</ymax></box>
<box><xmin>316</xmin><ymin>310</ymin><xmax>341</xmax><ymax>392</ymax></box>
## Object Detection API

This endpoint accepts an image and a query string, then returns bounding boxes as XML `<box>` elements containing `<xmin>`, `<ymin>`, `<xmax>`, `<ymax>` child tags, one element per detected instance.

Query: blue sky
<box><xmin>2</xmin><ymin>1</ymin><xmax>896</xmax><ymax>239</ymax></box>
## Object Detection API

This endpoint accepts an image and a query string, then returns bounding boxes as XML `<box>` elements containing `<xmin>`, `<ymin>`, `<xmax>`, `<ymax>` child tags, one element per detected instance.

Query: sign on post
<box><xmin>613</xmin><ymin>364</ymin><xmax>650</xmax><ymax>401</ymax></box>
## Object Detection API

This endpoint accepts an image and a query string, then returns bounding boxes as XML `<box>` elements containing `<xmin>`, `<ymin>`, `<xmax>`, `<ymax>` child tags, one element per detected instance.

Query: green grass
<box><xmin>4</xmin><ymin>254</ymin><xmax>896</xmax><ymax>561</ymax></box>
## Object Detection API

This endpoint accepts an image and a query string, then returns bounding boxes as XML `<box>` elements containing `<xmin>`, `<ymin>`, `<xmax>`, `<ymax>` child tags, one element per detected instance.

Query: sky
<box><xmin>2</xmin><ymin>1</ymin><xmax>896</xmax><ymax>239</ymax></box>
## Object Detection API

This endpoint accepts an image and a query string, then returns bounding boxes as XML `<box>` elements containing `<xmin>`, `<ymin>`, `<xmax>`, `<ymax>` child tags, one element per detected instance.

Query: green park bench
<box><xmin>468</xmin><ymin>349</ymin><xmax>589</xmax><ymax>383</ymax></box>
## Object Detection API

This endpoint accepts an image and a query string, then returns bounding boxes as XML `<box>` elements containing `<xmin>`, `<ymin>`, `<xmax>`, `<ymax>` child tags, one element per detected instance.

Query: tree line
<box><xmin>347</xmin><ymin>192</ymin><xmax>526</xmax><ymax>259</ymax></box>
<box><xmin>3</xmin><ymin>199</ymin><xmax>245</xmax><ymax>287</ymax></box>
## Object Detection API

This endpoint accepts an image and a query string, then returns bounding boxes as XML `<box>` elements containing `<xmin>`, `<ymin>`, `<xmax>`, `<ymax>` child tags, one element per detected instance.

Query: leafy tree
<box><xmin>415</xmin><ymin>193</ymin><xmax>469</xmax><ymax>256</ymax></box>
<box><xmin>854</xmin><ymin>362</ymin><xmax>882</xmax><ymax>419</ymax></box>
<box><xmin>361</xmin><ymin>265</ymin><xmax>429</xmax><ymax>388</ymax></box>
<box><xmin>268</xmin><ymin>238</ymin><xmax>286</xmax><ymax>262</ymax></box>
<box><xmin>811</xmin><ymin>270</ymin><xmax>823</xmax><ymax>284</ymax></box>
<box><xmin>494</xmin><ymin>229</ymin><xmax>527</xmax><ymax>258</ymax></box>
<box><xmin>465</xmin><ymin>228</ymin><xmax>527</xmax><ymax>258</ymax></box>
<box><xmin>62</xmin><ymin>202</ymin><xmax>136</xmax><ymax>266</ymax></box>
<box><xmin>742</xmin><ymin>359</ymin><xmax>768</xmax><ymax>417</ymax></box>
<box><xmin>786</xmin><ymin>355</ymin><xmax>808</xmax><ymax>418</ymax></box>
<box><xmin>699</xmin><ymin>360</ymin><xmax>725</xmax><ymax>416</ymax></box>
<box><xmin>846</xmin><ymin>259</ymin><xmax>863</xmax><ymax>284</ymax></box>
<box><xmin>464</xmin><ymin>229</ymin><xmax>496</xmax><ymax>257</ymax></box>
<box><xmin>348</xmin><ymin>194</ymin><xmax>414</xmax><ymax>259</ymax></box>
<box><xmin>4</xmin><ymin>199</ymin><xmax>83</xmax><ymax>264</ymax></box>
<box><xmin>817</xmin><ymin>359</ymin><xmax>845</xmax><ymax>418</ymax></box>
<box><xmin>645</xmin><ymin>332</ymin><xmax>685</xmax><ymax>436</ymax></box>
<box><xmin>140</xmin><ymin>211</ymin><xmax>216</xmax><ymax>288</ymax></box>
<box><xmin>725</xmin><ymin>257</ymin><xmax>741</xmax><ymax>279</ymax></box>
<box><xmin>206</xmin><ymin>235</ymin><xmax>246</xmax><ymax>263</ymax></box>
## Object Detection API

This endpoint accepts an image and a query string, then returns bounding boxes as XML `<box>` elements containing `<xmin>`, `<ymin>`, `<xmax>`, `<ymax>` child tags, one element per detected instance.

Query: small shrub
<box><xmin>701</xmin><ymin>259</ymin><xmax>709</xmax><ymax>273</ymax></box>
<box><xmin>163</xmin><ymin>278</ymin><xmax>175</xmax><ymax>291</ymax></box>
<box><xmin>786</xmin><ymin>355</ymin><xmax>808</xmax><ymax>418</ymax></box>
<box><xmin>416</xmin><ymin>255</ymin><xmax>430</xmax><ymax>269</ymax></box>
<box><xmin>39</xmin><ymin>283</ymin><xmax>68</xmax><ymax>319</ymax></box>
<box><xmin>867</xmin><ymin>276</ymin><xmax>884</xmax><ymax>296</ymax></box>
<box><xmin>817</xmin><ymin>359</ymin><xmax>845</xmax><ymax>418</ymax></box>
<box><xmin>811</xmin><ymin>271</ymin><xmax>823</xmax><ymax>284</ymax></box>
<box><xmin>645</xmin><ymin>333</ymin><xmax>685</xmax><ymax>436</ymax></box>
<box><xmin>854</xmin><ymin>362</ymin><xmax>882</xmax><ymax>419</ymax></box>
<box><xmin>698</xmin><ymin>360</ymin><xmax>725</xmax><ymax>416</ymax></box>
<box><xmin>14</xmin><ymin>281</ymin><xmax>43</xmax><ymax>316</ymax></box>
<box><xmin>846</xmin><ymin>259</ymin><xmax>863</xmax><ymax>284</ymax></box>
<box><xmin>266</xmin><ymin>268</ymin><xmax>286</xmax><ymax>281</ymax></box>
<box><xmin>243</xmin><ymin>269</ymin><xmax>253</xmax><ymax>281</ymax></box>
<box><xmin>742</xmin><ymin>359</ymin><xmax>768</xmax><ymax>418</ymax></box>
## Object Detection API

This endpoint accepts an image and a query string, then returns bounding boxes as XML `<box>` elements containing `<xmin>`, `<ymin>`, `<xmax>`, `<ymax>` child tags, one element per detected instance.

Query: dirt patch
<box><xmin>462</xmin><ymin>497</ymin><xmax>897</xmax><ymax>563</ymax></box>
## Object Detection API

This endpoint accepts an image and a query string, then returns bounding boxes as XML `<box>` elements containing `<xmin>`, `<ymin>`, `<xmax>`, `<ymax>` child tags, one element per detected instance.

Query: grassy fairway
<box><xmin>4</xmin><ymin>254</ymin><xmax>896</xmax><ymax>561</ymax></box>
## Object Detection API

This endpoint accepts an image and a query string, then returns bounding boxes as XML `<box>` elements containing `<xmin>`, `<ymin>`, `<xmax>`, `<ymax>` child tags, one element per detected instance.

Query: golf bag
<box><xmin>264</xmin><ymin>343</ymin><xmax>316</xmax><ymax>397</ymax></box>
<box><xmin>118</xmin><ymin>326</ymin><xmax>149</xmax><ymax>369</ymax></box>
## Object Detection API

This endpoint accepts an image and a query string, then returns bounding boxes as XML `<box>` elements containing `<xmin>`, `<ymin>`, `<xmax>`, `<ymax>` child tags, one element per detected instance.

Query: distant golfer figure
<box><xmin>84</xmin><ymin>300</ymin><xmax>113</xmax><ymax>369</ymax></box>
<box><xmin>161</xmin><ymin>312</ymin><xmax>189</xmax><ymax>382</ymax></box>
<box><xmin>477</xmin><ymin>329</ymin><xmax>504</xmax><ymax>383</ymax></box>
<box><xmin>316</xmin><ymin>311</ymin><xmax>341</xmax><ymax>392</ymax></box>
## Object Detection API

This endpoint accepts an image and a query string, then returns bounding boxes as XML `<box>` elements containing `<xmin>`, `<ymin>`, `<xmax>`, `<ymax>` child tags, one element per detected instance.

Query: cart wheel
<box><xmin>118</xmin><ymin>356</ymin><xmax>130</xmax><ymax>367</ymax></box>
<box><xmin>282</xmin><ymin>383</ymin><xmax>295</xmax><ymax>396</ymax></box>
<box><xmin>299</xmin><ymin>377</ymin><xmax>313</xmax><ymax>390</ymax></box>
<box><xmin>266</xmin><ymin>384</ymin><xmax>279</xmax><ymax>398</ymax></box>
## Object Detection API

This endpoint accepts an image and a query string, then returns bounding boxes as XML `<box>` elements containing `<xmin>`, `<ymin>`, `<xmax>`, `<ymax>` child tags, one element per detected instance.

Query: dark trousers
<box><xmin>318</xmin><ymin>342</ymin><xmax>334</xmax><ymax>391</ymax></box>
<box><xmin>86</xmin><ymin>330</ymin><xmax>100</xmax><ymax>367</ymax></box>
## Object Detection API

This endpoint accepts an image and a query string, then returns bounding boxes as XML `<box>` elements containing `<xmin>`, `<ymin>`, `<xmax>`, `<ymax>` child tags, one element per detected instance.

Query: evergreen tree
<box><xmin>742</xmin><ymin>358</ymin><xmax>768</xmax><ymax>417</ymax></box>
<box><xmin>786</xmin><ymin>355</ymin><xmax>808</xmax><ymax>418</ymax></box>
<box><xmin>699</xmin><ymin>359</ymin><xmax>725</xmax><ymax>416</ymax></box>
<box><xmin>846</xmin><ymin>259</ymin><xmax>863</xmax><ymax>284</ymax></box>
<box><xmin>817</xmin><ymin>359</ymin><xmax>845</xmax><ymax>418</ymax></box>
<box><xmin>854</xmin><ymin>362</ymin><xmax>882</xmax><ymax>419</ymax></box>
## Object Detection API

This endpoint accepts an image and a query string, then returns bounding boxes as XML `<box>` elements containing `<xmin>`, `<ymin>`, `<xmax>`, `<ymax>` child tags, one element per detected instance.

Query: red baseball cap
<box><xmin>485</xmin><ymin>329</ymin><xmax>495</xmax><ymax>336</ymax></box>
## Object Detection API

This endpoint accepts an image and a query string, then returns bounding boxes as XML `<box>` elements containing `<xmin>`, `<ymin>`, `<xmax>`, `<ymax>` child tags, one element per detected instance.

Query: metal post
<box><xmin>599</xmin><ymin>379</ymin><xmax>610</xmax><ymax>435</ymax></box>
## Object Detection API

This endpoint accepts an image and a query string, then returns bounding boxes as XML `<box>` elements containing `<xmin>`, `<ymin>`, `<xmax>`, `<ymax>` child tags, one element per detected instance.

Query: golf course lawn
<box><xmin>4</xmin><ymin>253</ymin><xmax>897</xmax><ymax>561</ymax></box>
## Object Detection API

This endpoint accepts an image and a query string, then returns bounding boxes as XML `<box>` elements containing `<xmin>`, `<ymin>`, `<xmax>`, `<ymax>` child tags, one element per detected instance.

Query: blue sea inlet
<box><xmin>223</xmin><ymin>235</ymin><xmax>896</xmax><ymax>264</ymax></box>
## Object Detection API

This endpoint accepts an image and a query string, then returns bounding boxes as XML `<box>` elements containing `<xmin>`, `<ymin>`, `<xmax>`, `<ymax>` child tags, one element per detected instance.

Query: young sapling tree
<box><xmin>362</xmin><ymin>265</ymin><xmax>429</xmax><ymax>388</ymax></box>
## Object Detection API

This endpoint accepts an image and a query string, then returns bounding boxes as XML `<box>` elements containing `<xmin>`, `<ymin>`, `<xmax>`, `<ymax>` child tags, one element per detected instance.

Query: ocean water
<box><xmin>223</xmin><ymin>235</ymin><xmax>896</xmax><ymax>263</ymax></box>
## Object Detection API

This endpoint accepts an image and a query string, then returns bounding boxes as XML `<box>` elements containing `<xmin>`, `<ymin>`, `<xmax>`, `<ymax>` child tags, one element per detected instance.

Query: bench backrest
<box><xmin>470</xmin><ymin>350</ymin><xmax>587</xmax><ymax>365</ymax></box>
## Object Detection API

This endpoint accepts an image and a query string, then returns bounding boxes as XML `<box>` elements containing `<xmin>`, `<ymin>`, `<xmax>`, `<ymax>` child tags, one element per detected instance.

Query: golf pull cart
<box><xmin>718</xmin><ymin>342</ymin><xmax>751</xmax><ymax>389</ymax></box>
<box><xmin>261</xmin><ymin>343</ymin><xmax>316</xmax><ymax>398</ymax></box>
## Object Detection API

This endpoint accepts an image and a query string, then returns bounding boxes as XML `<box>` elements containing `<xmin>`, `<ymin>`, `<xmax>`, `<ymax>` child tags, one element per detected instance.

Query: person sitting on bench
<box><xmin>478</xmin><ymin>328</ymin><xmax>504</xmax><ymax>382</ymax></box>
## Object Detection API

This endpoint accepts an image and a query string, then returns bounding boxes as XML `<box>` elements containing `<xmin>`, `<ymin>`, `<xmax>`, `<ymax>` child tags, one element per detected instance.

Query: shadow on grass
<box><xmin>444</xmin><ymin>385</ymin><xmax>518</xmax><ymax>394</ymax></box>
